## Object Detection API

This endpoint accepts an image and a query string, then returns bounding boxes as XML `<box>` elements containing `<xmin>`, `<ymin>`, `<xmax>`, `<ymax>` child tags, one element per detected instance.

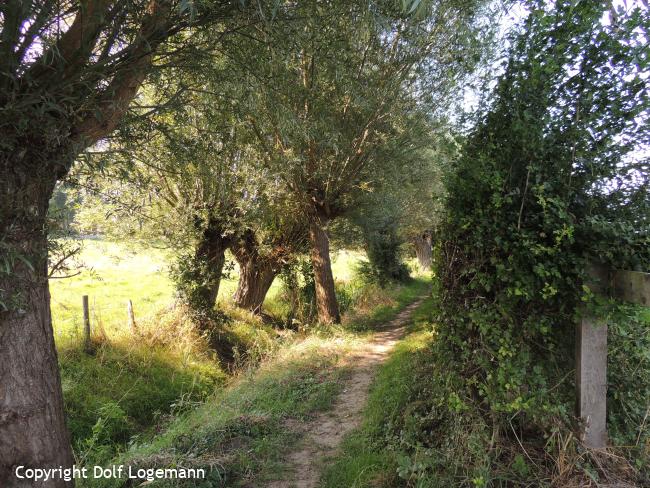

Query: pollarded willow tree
<box><xmin>82</xmin><ymin>59</ymin><xmax>309</xmax><ymax>318</ymax></box>
<box><xmin>226</xmin><ymin>0</ymin><xmax>492</xmax><ymax>323</ymax></box>
<box><xmin>0</xmin><ymin>1</ymin><xmax>258</xmax><ymax>483</ymax></box>
<box><xmin>230</xmin><ymin>214</ymin><xmax>309</xmax><ymax>314</ymax></box>
<box><xmin>83</xmin><ymin>74</ymin><xmax>267</xmax><ymax>320</ymax></box>
<box><xmin>140</xmin><ymin>101</ymin><xmax>256</xmax><ymax>318</ymax></box>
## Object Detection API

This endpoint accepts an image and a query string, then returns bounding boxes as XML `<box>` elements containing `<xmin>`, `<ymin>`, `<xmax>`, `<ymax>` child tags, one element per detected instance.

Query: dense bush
<box><xmin>279</xmin><ymin>258</ymin><xmax>317</xmax><ymax>327</ymax></box>
<box><xmin>424</xmin><ymin>0</ymin><xmax>649</xmax><ymax>484</ymax></box>
<box><xmin>605</xmin><ymin>304</ymin><xmax>650</xmax><ymax>475</ymax></box>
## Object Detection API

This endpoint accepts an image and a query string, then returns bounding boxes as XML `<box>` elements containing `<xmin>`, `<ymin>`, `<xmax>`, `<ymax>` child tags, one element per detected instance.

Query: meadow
<box><xmin>50</xmin><ymin>239</ymin><xmax>364</xmax><ymax>344</ymax></box>
<box><xmin>50</xmin><ymin>238</ymin><xmax>419</xmax><ymax>469</ymax></box>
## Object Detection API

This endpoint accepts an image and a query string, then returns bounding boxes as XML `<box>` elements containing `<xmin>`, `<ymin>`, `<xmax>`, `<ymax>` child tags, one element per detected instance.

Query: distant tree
<box><xmin>402</xmin><ymin>141</ymin><xmax>453</xmax><ymax>271</ymax></box>
<box><xmin>48</xmin><ymin>186</ymin><xmax>76</xmax><ymax>234</ymax></box>
<box><xmin>350</xmin><ymin>108</ymin><xmax>444</xmax><ymax>282</ymax></box>
<box><xmin>232</xmin><ymin>0</ymin><xmax>490</xmax><ymax>322</ymax></box>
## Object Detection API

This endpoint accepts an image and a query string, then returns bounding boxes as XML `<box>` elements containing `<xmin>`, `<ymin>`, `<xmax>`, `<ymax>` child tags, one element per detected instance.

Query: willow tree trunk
<box><xmin>1</xmin><ymin>173</ymin><xmax>74</xmax><ymax>488</ymax></box>
<box><xmin>233</xmin><ymin>257</ymin><xmax>277</xmax><ymax>313</ymax></box>
<box><xmin>230</xmin><ymin>230</ymin><xmax>278</xmax><ymax>314</ymax></box>
<box><xmin>413</xmin><ymin>232</ymin><xmax>433</xmax><ymax>271</ymax></box>
<box><xmin>185</xmin><ymin>222</ymin><xmax>229</xmax><ymax>315</ymax></box>
<box><xmin>308</xmin><ymin>220</ymin><xmax>340</xmax><ymax>324</ymax></box>
<box><xmin>1</xmin><ymin>3</ymin><xmax>209</xmax><ymax>483</ymax></box>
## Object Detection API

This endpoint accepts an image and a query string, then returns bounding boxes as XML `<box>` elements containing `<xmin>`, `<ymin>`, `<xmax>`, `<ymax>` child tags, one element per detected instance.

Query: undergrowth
<box><xmin>322</xmin><ymin>299</ymin><xmax>650</xmax><ymax>488</ymax></box>
<box><xmin>60</xmin><ymin>302</ymin><xmax>277</xmax><ymax>467</ymax></box>
<box><xmin>63</xmin><ymin>260</ymin><xmax>427</xmax><ymax>486</ymax></box>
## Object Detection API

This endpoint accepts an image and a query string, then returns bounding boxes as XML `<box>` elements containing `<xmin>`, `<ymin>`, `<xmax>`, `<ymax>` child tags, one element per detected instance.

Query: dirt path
<box><xmin>267</xmin><ymin>297</ymin><xmax>425</xmax><ymax>488</ymax></box>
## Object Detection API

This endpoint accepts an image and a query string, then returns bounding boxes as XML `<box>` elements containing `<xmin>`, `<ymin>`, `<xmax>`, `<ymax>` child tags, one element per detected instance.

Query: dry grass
<box><xmin>342</xmin><ymin>283</ymin><xmax>397</xmax><ymax>326</ymax></box>
<box><xmin>544</xmin><ymin>429</ymin><xmax>642</xmax><ymax>487</ymax></box>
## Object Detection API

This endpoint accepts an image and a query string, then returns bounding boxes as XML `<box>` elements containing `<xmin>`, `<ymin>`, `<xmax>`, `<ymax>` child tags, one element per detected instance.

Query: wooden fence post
<box><xmin>576</xmin><ymin>264</ymin><xmax>609</xmax><ymax>448</ymax></box>
<box><xmin>576</xmin><ymin>265</ymin><xmax>650</xmax><ymax>448</ymax></box>
<box><xmin>82</xmin><ymin>295</ymin><xmax>92</xmax><ymax>353</ymax></box>
<box><xmin>127</xmin><ymin>299</ymin><xmax>136</xmax><ymax>332</ymax></box>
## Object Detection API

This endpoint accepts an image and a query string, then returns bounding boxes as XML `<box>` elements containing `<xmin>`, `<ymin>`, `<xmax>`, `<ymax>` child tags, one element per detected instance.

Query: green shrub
<box><xmin>358</xmin><ymin>217</ymin><xmax>410</xmax><ymax>286</ymax></box>
<box><xmin>606</xmin><ymin>303</ymin><xmax>650</xmax><ymax>473</ymax></box>
<box><xmin>428</xmin><ymin>0</ymin><xmax>650</xmax><ymax>484</ymax></box>
<box><xmin>279</xmin><ymin>258</ymin><xmax>317</xmax><ymax>326</ymax></box>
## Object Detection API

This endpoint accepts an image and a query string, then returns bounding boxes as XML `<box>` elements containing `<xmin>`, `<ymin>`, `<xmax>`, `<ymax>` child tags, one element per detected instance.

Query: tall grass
<box><xmin>50</xmin><ymin>239</ymin><xmax>407</xmax><ymax>472</ymax></box>
<box><xmin>79</xmin><ymin>277</ymin><xmax>429</xmax><ymax>487</ymax></box>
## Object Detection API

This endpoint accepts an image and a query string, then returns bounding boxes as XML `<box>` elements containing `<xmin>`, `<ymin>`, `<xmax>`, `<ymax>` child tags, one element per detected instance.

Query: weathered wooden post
<box><xmin>82</xmin><ymin>295</ymin><xmax>92</xmax><ymax>353</ymax></box>
<box><xmin>576</xmin><ymin>264</ymin><xmax>609</xmax><ymax>448</ymax></box>
<box><xmin>577</xmin><ymin>265</ymin><xmax>650</xmax><ymax>448</ymax></box>
<box><xmin>127</xmin><ymin>299</ymin><xmax>137</xmax><ymax>332</ymax></box>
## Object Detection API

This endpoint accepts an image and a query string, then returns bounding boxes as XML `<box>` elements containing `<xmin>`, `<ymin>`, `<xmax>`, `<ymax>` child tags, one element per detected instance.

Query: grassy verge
<box><xmin>341</xmin><ymin>277</ymin><xmax>430</xmax><ymax>331</ymax></box>
<box><xmin>60</xmin><ymin>303</ymin><xmax>280</xmax><ymax>467</ymax></box>
<box><xmin>61</xmin><ymin>344</ymin><xmax>226</xmax><ymax>465</ymax></box>
<box><xmin>323</xmin><ymin>298</ymin><xmax>650</xmax><ymax>488</ymax></box>
<box><xmin>76</xmin><ymin>277</ymin><xmax>428</xmax><ymax>487</ymax></box>
<box><xmin>83</xmin><ymin>334</ymin><xmax>358</xmax><ymax>488</ymax></box>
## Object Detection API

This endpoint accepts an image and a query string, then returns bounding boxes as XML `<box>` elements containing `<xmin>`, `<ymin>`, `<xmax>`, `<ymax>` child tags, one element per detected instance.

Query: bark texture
<box><xmin>233</xmin><ymin>259</ymin><xmax>277</xmax><ymax>313</ymax></box>
<box><xmin>1</xmin><ymin>5</ymin><xmax>175</xmax><ymax>484</ymax></box>
<box><xmin>230</xmin><ymin>231</ymin><xmax>279</xmax><ymax>313</ymax></box>
<box><xmin>189</xmin><ymin>220</ymin><xmax>230</xmax><ymax>313</ymax></box>
<box><xmin>413</xmin><ymin>231</ymin><xmax>433</xmax><ymax>271</ymax></box>
<box><xmin>308</xmin><ymin>219</ymin><xmax>340</xmax><ymax>324</ymax></box>
<box><xmin>0</xmin><ymin>172</ymin><xmax>73</xmax><ymax>488</ymax></box>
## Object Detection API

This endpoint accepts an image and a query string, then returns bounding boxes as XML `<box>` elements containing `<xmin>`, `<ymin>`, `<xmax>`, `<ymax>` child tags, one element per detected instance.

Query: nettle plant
<box><xmin>436</xmin><ymin>0</ymin><xmax>649</xmax><ymax>438</ymax></box>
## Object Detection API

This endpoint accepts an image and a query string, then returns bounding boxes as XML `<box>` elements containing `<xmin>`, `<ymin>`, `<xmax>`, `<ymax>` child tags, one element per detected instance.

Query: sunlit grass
<box><xmin>50</xmin><ymin>240</ymin><xmax>367</xmax><ymax>345</ymax></box>
<box><xmin>82</xmin><ymin>279</ymin><xmax>429</xmax><ymax>488</ymax></box>
<box><xmin>83</xmin><ymin>331</ymin><xmax>358</xmax><ymax>488</ymax></box>
<box><xmin>50</xmin><ymin>239</ymin><xmax>174</xmax><ymax>344</ymax></box>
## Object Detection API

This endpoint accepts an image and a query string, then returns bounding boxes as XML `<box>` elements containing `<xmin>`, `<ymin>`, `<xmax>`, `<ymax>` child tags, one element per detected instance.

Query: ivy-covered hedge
<box><xmin>429</xmin><ymin>0</ymin><xmax>649</xmax><ymax>483</ymax></box>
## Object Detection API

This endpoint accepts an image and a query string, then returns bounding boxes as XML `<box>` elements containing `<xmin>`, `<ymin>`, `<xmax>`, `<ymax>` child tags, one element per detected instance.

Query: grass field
<box><xmin>50</xmin><ymin>240</ymin><xmax>174</xmax><ymax>344</ymax></box>
<box><xmin>49</xmin><ymin>239</ymin><xmax>384</xmax><ymax>466</ymax></box>
<box><xmin>49</xmin><ymin>239</ymin><xmax>366</xmax><ymax>345</ymax></box>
